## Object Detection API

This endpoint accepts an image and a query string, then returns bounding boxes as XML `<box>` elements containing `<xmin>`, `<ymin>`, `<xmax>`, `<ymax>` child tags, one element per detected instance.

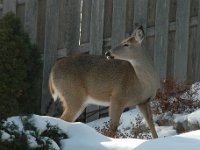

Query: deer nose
<box><xmin>105</xmin><ymin>51</ymin><xmax>114</xmax><ymax>59</ymax></box>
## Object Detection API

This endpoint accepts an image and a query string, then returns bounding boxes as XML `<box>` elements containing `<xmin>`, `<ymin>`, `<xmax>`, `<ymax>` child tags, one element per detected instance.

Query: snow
<box><xmin>0</xmin><ymin>130</ymin><xmax>11</xmax><ymax>141</ymax></box>
<box><xmin>88</xmin><ymin>108</ymin><xmax>177</xmax><ymax>138</ymax></box>
<box><xmin>88</xmin><ymin>109</ymin><xmax>140</xmax><ymax>135</ymax></box>
<box><xmin>1</xmin><ymin>115</ymin><xmax>200</xmax><ymax>150</ymax></box>
<box><xmin>181</xmin><ymin>82</ymin><xmax>200</xmax><ymax>101</ymax></box>
<box><xmin>155</xmin><ymin>126</ymin><xmax>176</xmax><ymax>137</ymax></box>
<box><xmin>174</xmin><ymin>109</ymin><xmax>200</xmax><ymax>125</ymax></box>
<box><xmin>1</xmin><ymin>82</ymin><xmax>200</xmax><ymax>149</ymax></box>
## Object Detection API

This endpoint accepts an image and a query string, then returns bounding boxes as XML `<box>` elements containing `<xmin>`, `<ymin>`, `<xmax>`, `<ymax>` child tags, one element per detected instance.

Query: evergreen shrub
<box><xmin>0</xmin><ymin>12</ymin><xmax>42</xmax><ymax>118</ymax></box>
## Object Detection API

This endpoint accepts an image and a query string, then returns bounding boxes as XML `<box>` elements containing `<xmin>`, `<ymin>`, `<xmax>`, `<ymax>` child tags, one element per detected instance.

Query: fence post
<box><xmin>174</xmin><ymin>0</ymin><xmax>190</xmax><ymax>82</ymax></box>
<box><xmin>41</xmin><ymin>0</ymin><xmax>59</xmax><ymax>114</ymax></box>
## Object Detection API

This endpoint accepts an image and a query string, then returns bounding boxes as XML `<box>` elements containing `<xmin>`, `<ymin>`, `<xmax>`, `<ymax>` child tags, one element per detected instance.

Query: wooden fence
<box><xmin>1</xmin><ymin>0</ymin><xmax>200</xmax><ymax>122</ymax></box>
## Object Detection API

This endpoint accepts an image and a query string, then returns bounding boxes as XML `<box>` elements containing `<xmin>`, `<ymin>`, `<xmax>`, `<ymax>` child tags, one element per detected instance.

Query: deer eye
<box><xmin>123</xmin><ymin>43</ymin><xmax>129</xmax><ymax>47</ymax></box>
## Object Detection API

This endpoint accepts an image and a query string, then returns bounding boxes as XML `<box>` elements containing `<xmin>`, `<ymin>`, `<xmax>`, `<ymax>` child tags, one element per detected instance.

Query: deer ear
<box><xmin>133</xmin><ymin>25</ymin><xmax>144</xmax><ymax>44</ymax></box>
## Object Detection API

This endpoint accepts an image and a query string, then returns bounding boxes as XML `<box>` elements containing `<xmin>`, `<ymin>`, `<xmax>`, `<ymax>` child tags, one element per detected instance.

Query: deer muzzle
<box><xmin>105</xmin><ymin>51</ymin><xmax>114</xmax><ymax>60</ymax></box>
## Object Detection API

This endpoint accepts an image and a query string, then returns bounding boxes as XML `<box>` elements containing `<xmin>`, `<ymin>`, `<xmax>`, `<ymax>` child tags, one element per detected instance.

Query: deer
<box><xmin>49</xmin><ymin>25</ymin><xmax>160</xmax><ymax>138</ymax></box>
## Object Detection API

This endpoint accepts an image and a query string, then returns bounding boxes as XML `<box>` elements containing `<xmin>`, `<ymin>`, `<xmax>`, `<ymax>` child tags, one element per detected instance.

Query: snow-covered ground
<box><xmin>0</xmin><ymin>82</ymin><xmax>200</xmax><ymax>149</ymax></box>
<box><xmin>1</xmin><ymin>115</ymin><xmax>200</xmax><ymax>150</ymax></box>
<box><xmin>88</xmin><ymin>82</ymin><xmax>200</xmax><ymax>139</ymax></box>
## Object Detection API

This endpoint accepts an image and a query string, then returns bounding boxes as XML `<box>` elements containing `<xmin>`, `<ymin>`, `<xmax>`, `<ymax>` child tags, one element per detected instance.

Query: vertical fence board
<box><xmin>89</xmin><ymin>0</ymin><xmax>105</xmax><ymax>55</ymax></box>
<box><xmin>16</xmin><ymin>3</ymin><xmax>25</xmax><ymax>24</ymax></box>
<box><xmin>37</xmin><ymin>0</ymin><xmax>46</xmax><ymax>51</ymax></box>
<box><xmin>187</xmin><ymin>27</ymin><xmax>197</xmax><ymax>81</ymax></box>
<box><xmin>154</xmin><ymin>0</ymin><xmax>169</xmax><ymax>79</ymax></box>
<box><xmin>111</xmin><ymin>0</ymin><xmax>127</xmax><ymax>48</ymax></box>
<box><xmin>147</xmin><ymin>0</ymin><xmax>157</xmax><ymax>27</ymax></box>
<box><xmin>3</xmin><ymin>0</ymin><xmax>16</xmax><ymax>14</ymax></box>
<box><xmin>174</xmin><ymin>0</ymin><xmax>190</xmax><ymax>82</ymax></box>
<box><xmin>81</xmin><ymin>0</ymin><xmax>92</xmax><ymax>44</ymax></box>
<box><xmin>65</xmin><ymin>0</ymin><xmax>81</xmax><ymax>55</ymax></box>
<box><xmin>58</xmin><ymin>0</ymin><xmax>66</xmax><ymax>50</ymax></box>
<box><xmin>41</xmin><ymin>0</ymin><xmax>59</xmax><ymax>114</ymax></box>
<box><xmin>133</xmin><ymin>0</ymin><xmax>148</xmax><ymax>32</ymax></box>
<box><xmin>24</xmin><ymin>0</ymin><xmax>38</xmax><ymax>43</ymax></box>
<box><xmin>126</xmin><ymin>0</ymin><xmax>134</xmax><ymax>34</ymax></box>
<box><xmin>194</xmin><ymin>1</ymin><xmax>200</xmax><ymax>81</ymax></box>
<box><xmin>103</xmin><ymin>0</ymin><xmax>112</xmax><ymax>39</ymax></box>
<box><xmin>0</xmin><ymin>3</ymin><xmax>3</xmax><ymax>17</ymax></box>
<box><xmin>146</xmin><ymin>36</ymin><xmax>155</xmax><ymax>61</ymax></box>
<box><xmin>169</xmin><ymin>0</ymin><xmax>177</xmax><ymax>22</ymax></box>
<box><xmin>190</xmin><ymin>0</ymin><xmax>198</xmax><ymax>17</ymax></box>
<box><xmin>167</xmin><ymin>31</ymin><xmax>175</xmax><ymax>78</ymax></box>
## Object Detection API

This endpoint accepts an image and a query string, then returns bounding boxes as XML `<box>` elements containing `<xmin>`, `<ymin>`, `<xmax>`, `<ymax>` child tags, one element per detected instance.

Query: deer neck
<box><xmin>128</xmin><ymin>50</ymin><xmax>160</xmax><ymax>94</ymax></box>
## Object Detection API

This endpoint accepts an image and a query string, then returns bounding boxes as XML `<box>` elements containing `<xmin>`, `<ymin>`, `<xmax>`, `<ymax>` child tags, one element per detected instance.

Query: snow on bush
<box><xmin>0</xmin><ymin>115</ymin><xmax>67</xmax><ymax>149</ymax></box>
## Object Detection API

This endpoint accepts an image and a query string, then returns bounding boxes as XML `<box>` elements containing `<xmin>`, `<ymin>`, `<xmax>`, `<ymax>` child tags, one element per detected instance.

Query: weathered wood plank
<box><xmin>80</xmin><ymin>0</ymin><xmax>92</xmax><ymax>44</ymax></box>
<box><xmin>167</xmin><ymin>31</ymin><xmax>175</xmax><ymax>79</ymax></box>
<box><xmin>64</xmin><ymin>0</ymin><xmax>81</xmax><ymax>55</ymax></box>
<box><xmin>103</xmin><ymin>0</ymin><xmax>112</xmax><ymax>39</ymax></box>
<box><xmin>147</xmin><ymin>16</ymin><xmax>198</xmax><ymax>37</ymax></box>
<box><xmin>169</xmin><ymin>0</ymin><xmax>177</xmax><ymax>22</ymax></box>
<box><xmin>190</xmin><ymin>0</ymin><xmax>198</xmax><ymax>17</ymax></box>
<box><xmin>154</xmin><ymin>0</ymin><xmax>170</xmax><ymax>79</ymax></box>
<box><xmin>111</xmin><ymin>0</ymin><xmax>127</xmax><ymax>48</ymax></box>
<box><xmin>0</xmin><ymin>0</ymin><xmax>2</xmax><ymax>12</ymax></box>
<box><xmin>187</xmin><ymin>27</ymin><xmax>197</xmax><ymax>82</ymax></box>
<box><xmin>16</xmin><ymin>2</ymin><xmax>25</xmax><ymax>24</ymax></box>
<box><xmin>41</xmin><ymin>0</ymin><xmax>59</xmax><ymax>114</ymax></box>
<box><xmin>3</xmin><ymin>0</ymin><xmax>16</xmax><ymax>14</ymax></box>
<box><xmin>126</xmin><ymin>0</ymin><xmax>134</xmax><ymax>34</ymax></box>
<box><xmin>147</xmin><ymin>0</ymin><xmax>156</xmax><ymax>27</ymax></box>
<box><xmin>194</xmin><ymin>0</ymin><xmax>200</xmax><ymax>81</ymax></box>
<box><xmin>89</xmin><ymin>0</ymin><xmax>105</xmax><ymax>55</ymax></box>
<box><xmin>174</xmin><ymin>0</ymin><xmax>190</xmax><ymax>82</ymax></box>
<box><xmin>24</xmin><ymin>0</ymin><xmax>38</xmax><ymax>43</ymax></box>
<box><xmin>133</xmin><ymin>0</ymin><xmax>148</xmax><ymax>32</ymax></box>
<box><xmin>0</xmin><ymin>11</ymin><xmax>2</xmax><ymax>18</ymax></box>
<box><xmin>57</xmin><ymin>0</ymin><xmax>66</xmax><ymax>50</ymax></box>
<box><xmin>17</xmin><ymin>0</ymin><xmax>25</xmax><ymax>5</ymax></box>
<box><xmin>146</xmin><ymin>36</ymin><xmax>155</xmax><ymax>61</ymax></box>
<box><xmin>37</xmin><ymin>0</ymin><xmax>46</xmax><ymax>51</ymax></box>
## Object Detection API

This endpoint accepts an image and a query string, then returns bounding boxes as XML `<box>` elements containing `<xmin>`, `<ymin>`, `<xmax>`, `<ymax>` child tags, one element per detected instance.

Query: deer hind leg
<box><xmin>108</xmin><ymin>99</ymin><xmax>124</xmax><ymax>137</ymax></box>
<box><xmin>137</xmin><ymin>100</ymin><xmax>158</xmax><ymax>138</ymax></box>
<box><xmin>58</xmin><ymin>92</ymin><xmax>86</xmax><ymax>122</ymax></box>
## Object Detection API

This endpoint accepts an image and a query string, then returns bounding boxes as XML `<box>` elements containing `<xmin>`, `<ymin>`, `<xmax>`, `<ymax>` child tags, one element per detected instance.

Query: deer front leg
<box><xmin>137</xmin><ymin>100</ymin><xmax>158</xmax><ymax>138</ymax></box>
<box><xmin>108</xmin><ymin>99</ymin><xmax>124</xmax><ymax>137</ymax></box>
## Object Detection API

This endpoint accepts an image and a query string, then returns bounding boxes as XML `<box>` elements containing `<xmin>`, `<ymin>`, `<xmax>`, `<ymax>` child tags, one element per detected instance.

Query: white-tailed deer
<box><xmin>49</xmin><ymin>25</ymin><xmax>160</xmax><ymax>138</ymax></box>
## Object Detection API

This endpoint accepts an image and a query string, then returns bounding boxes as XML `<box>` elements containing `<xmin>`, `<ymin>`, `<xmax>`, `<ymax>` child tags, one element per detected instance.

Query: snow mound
<box><xmin>1</xmin><ymin>115</ymin><xmax>200</xmax><ymax>150</ymax></box>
